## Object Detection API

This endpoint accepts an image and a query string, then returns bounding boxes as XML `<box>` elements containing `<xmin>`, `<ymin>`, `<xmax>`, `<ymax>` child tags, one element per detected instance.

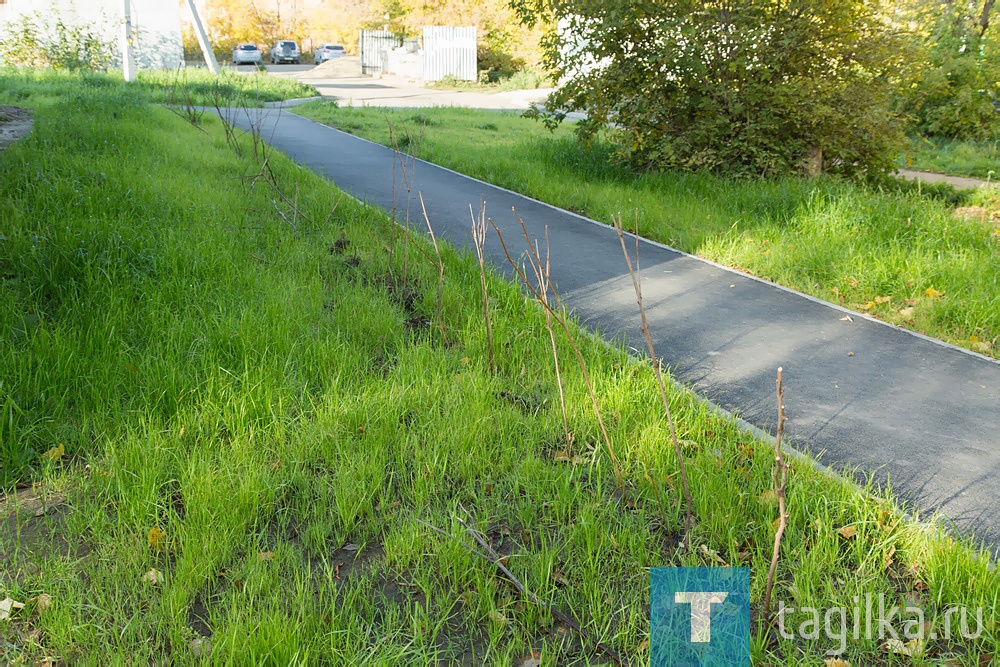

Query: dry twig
<box><xmin>763</xmin><ymin>367</ymin><xmax>789</xmax><ymax>625</ymax></box>
<box><xmin>489</xmin><ymin>210</ymin><xmax>623</xmax><ymax>486</ymax></box>
<box><xmin>613</xmin><ymin>213</ymin><xmax>694</xmax><ymax>535</ymax></box>
<box><xmin>470</xmin><ymin>200</ymin><xmax>496</xmax><ymax>371</ymax></box>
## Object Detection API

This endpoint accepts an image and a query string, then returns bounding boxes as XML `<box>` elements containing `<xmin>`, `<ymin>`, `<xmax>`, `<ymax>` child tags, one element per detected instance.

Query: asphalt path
<box><xmin>223</xmin><ymin>108</ymin><xmax>1000</xmax><ymax>551</ymax></box>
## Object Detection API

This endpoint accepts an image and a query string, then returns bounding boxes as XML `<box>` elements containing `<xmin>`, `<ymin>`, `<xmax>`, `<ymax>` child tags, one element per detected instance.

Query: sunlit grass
<box><xmin>0</xmin><ymin>71</ymin><xmax>995</xmax><ymax>665</ymax></box>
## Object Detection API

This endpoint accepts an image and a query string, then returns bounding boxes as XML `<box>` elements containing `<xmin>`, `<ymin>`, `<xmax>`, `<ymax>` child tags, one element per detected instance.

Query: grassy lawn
<box><xmin>293</xmin><ymin>104</ymin><xmax>1000</xmax><ymax>360</ymax></box>
<box><xmin>901</xmin><ymin>135</ymin><xmax>1000</xmax><ymax>181</ymax></box>
<box><xmin>1</xmin><ymin>71</ymin><xmax>997</xmax><ymax>664</ymax></box>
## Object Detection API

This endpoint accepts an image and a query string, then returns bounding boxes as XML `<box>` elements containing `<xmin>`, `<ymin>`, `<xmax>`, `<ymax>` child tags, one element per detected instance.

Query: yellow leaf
<box><xmin>258</xmin><ymin>551</ymin><xmax>275</xmax><ymax>562</ymax></box>
<box><xmin>861</xmin><ymin>301</ymin><xmax>876</xmax><ymax>311</ymax></box>
<box><xmin>970</xmin><ymin>335</ymin><xmax>981</xmax><ymax>343</ymax></box>
<box><xmin>41</xmin><ymin>443</ymin><xmax>65</xmax><ymax>461</ymax></box>
<box><xmin>31</xmin><ymin>593</ymin><xmax>53</xmax><ymax>614</ymax></box>
<box><xmin>147</xmin><ymin>527</ymin><xmax>167</xmax><ymax>551</ymax></box>
<box><xmin>884</xmin><ymin>637</ymin><xmax>924</xmax><ymax>657</ymax></box>
<box><xmin>875</xmin><ymin>295</ymin><xmax>891</xmax><ymax>304</ymax></box>
<box><xmin>837</xmin><ymin>525</ymin><xmax>858</xmax><ymax>539</ymax></box>
<box><xmin>143</xmin><ymin>568</ymin><xmax>165</xmax><ymax>586</ymax></box>
<box><xmin>884</xmin><ymin>545</ymin><xmax>896</xmax><ymax>569</ymax></box>
<box><xmin>459</xmin><ymin>357</ymin><xmax>470</xmax><ymax>364</ymax></box>
<box><xmin>824</xmin><ymin>660</ymin><xmax>852</xmax><ymax>667</ymax></box>
<box><xmin>925</xmin><ymin>287</ymin><xmax>943</xmax><ymax>298</ymax></box>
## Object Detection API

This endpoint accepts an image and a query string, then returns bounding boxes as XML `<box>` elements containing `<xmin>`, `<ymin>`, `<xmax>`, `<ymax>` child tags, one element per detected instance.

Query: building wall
<box><xmin>0</xmin><ymin>0</ymin><xmax>183</xmax><ymax>70</ymax></box>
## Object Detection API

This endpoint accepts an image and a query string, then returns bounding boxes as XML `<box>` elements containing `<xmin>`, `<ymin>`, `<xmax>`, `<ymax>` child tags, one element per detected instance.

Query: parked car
<box><xmin>313</xmin><ymin>44</ymin><xmax>347</xmax><ymax>64</ymax></box>
<box><xmin>232</xmin><ymin>43</ymin><xmax>262</xmax><ymax>66</ymax></box>
<box><xmin>270</xmin><ymin>40</ymin><xmax>300</xmax><ymax>64</ymax></box>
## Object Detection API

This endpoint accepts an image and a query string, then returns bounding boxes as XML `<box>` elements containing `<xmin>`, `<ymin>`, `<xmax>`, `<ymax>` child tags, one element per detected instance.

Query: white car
<box><xmin>313</xmin><ymin>44</ymin><xmax>347</xmax><ymax>64</ymax></box>
<box><xmin>232</xmin><ymin>43</ymin><xmax>262</xmax><ymax>66</ymax></box>
<box><xmin>270</xmin><ymin>41</ymin><xmax>300</xmax><ymax>64</ymax></box>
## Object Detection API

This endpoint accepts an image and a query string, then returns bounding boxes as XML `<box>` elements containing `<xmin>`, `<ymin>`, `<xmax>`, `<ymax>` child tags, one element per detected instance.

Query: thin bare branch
<box><xmin>419</xmin><ymin>192</ymin><xmax>448</xmax><ymax>345</ymax></box>
<box><xmin>490</xmin><ymin>211</ymin><xmax>623</xmax><ymax>486</ymax></box>
<box><xmin>763</xmin><ymin>367</ymin><xmax>789</xmax><ymax>625</ymax></box>
<box><xmin>613</xmin><ymin>213</ymin><xmax>694</xmax><ymax>536</ymax></box>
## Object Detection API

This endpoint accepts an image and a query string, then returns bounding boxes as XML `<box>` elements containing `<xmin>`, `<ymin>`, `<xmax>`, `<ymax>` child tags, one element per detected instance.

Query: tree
<box><xmin>519</xmin><ymin>0</ymin><xmax>908</xmax><ymax>180</ymax></box>
<box><xmin>896</xmin><ymin>0</ymin><xmax>1000</xmax><ymax>138</ymax></box>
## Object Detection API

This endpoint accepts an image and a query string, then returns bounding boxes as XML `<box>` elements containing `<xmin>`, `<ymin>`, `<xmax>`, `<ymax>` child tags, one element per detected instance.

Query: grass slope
<box><xmin>0</xmin><ymin>71</ymin><xmax>996</xmax><ymax>664</ymax></box>
<box><xmin>293</xmin><ymin>104</ymin><xmax>1000</xmax><ymax>360</ymax></box>
<box><xmin>902</xmin><ymin>135</ymin><xmax>1000</xmax><ymax>181</ymax></box>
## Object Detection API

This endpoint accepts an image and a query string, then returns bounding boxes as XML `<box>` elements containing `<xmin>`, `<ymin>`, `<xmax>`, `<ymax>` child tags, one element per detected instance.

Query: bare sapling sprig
<box><xmin>763</xmin><ymin>367</ymin><xmax>789</xmax><ymax>625</ymax></box>
<box><xmin>419</xmin><ymin>193</ymin><xmax>448</xmax><ymax>345</ymax></box>
<box><xmin>613</xmin><ymin>213</ymin><xmax>693</xmax><ymax>536</ymax></box>
<box><xmin>417</xmin><ymin>506</ymin><xmax>627</xmax><ymax>666</ymax></box>
<box><xmin>532</xmin><ymin>228</ymin><xmax>571</xmax><ymax>448</ymax></box>
<box><xmin>489</xmin><ymin>209</ymin><xmax>623</xmax><ymax>487</ymax></box>
<box><xmin>470</xmin><ymin>199</ymin><xmax>496</xmax><ymax>371</ymax></box>
<box><xmin>387</xmin><ymin>120</ymin><xmax>425</xmax><ymax>285</ymax></box>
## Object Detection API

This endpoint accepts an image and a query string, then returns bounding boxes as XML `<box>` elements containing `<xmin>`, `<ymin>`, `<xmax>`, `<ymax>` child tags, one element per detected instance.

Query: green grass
<box><xmin>293</xmin><ymin>104</ymin><xmax>1000</xmax><ymax>360</ymax></box>
<box><xmin>1</xmin><ymin>70</ymin><xmax>997</xmax><ymax>664</ymax></box>
<box><xmin>0</xmin><ymin>66</ymin><xmax>317</xmax><ymax>109</ymax></box>
<box><xmin>901</xmin><ymin>135</ymin><xmax>1000</xmax><ymax>181</ymax></box>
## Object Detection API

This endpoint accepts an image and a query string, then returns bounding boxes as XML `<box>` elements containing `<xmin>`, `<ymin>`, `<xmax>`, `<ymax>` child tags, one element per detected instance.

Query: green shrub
<box><xmin>0</xmin><ymin>11</ymin><xmax>113</xmax><ymax>71</ymax></box>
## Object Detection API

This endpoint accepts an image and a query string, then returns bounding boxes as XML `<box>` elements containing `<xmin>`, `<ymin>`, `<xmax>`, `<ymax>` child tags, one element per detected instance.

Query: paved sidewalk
<box><xmin>227</xmin><ymin>109</ymin><xmax>1000</xmax><ymax>550</ymax></box>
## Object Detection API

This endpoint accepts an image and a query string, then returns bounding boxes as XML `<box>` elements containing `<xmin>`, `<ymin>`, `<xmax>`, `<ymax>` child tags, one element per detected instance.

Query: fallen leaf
<box><xmin>0</xmin><ymin>597</ymin><xmax>25</xmax><ymax>620</ymax></box>
<box><xmin>875</xmin><ymin>295</ymin><xmax>892</xmax><ymax>304</ymax></box>
<box><xmin>861</xmin><ymin>301</ymin><xmax>876</xmax><ymax>311</ymax></box>
<box><xmin>905</xmin><ymin>298</ymin><xmax>919</xmax><ymax>306</ymax></box>
<box><xmin>551</xmin><ymin>451</ymin><xmax>583</xmax><ymax>465</ymax></box>
<box><xmin>884</xmin><ymin>545</ymin><xmax>896</xmax><ymax>569</ymax></box>
<box><xmin>884</xmin><ymin>637</ymin><xmax>924</xmax><ymax>657</ymax></box>
<box><xmin>343</xmin><ymin>543</ymin><xmax>359</xmax><ymax>552</ymax></box>
<box><xmin>258</xmin><ymin>551</ymin><xmax>275</xmax><ymax>562</ymax></box>
<box><xmin>847</xmin><ymin>351</ymin><xmax>855</xmax><ymax>357</ymax></box>
<box><xmin>837</xmin><ymin>525</ymin><xmax>858</xmax><ymax>539</ymax></box>
<box><xmin>148</xmin><ymin>527</ymin><xmax>167</xmax><ymax>552</ymax></box>
<box><xmin>824</xmin><ymin>660</ymin><xmax>851</xmax><ymax>667</ymax></box>
<box><xmin>900</xmin><ymin>307</ymin><xmax>915</xmax><ymax>319</ymax></box>
<box><xmin>518</xmin><ymin>651</ymin><xmax>542</xmax><ymax>667</ymax></box>
<box><xmin>41</xmin><ymin>443</ymin><xmax>65</xmax><ymax>461</ymax></box>
<box><xmin>552</xmin><ymin>571</ymin><xmax>569</xmax><ymax>586</ymax></box>
<box><xmin>699</xmin><ymin>544</ymin><xmax>729</xmax><ymax>566</ymax></box>
<box><xmin>143</xmin><ymin>568</ymin><xmax>164</xmax><ymax>586</ymax></box>
<box><xmin>488</xmin><ymin>610</ymin><xmax>509</xmax><ymax>625</ymax></box>
<box><xmin>839</xmin><ymin>315</ymin><xmax>854</xmax><ymax>322</ymax></box>
<box><xmin>32</xmin><ymin>593</ymin><xmax>53</xmax><ymax>613</ymax></box>
<box><xmin>925</xmin><ymin>287</ymin><xmax>943</xmax><ymax>298</ymax></box>
<box><xmin>459</xmin><ymin>357</ymin><xmax>470</xmax><ymax>364</ymax></box>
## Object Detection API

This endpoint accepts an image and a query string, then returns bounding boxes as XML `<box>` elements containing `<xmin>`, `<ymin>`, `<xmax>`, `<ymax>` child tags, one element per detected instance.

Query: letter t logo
<box><xmin>675</xmin><ymin>592</ymin><xmax>728</xmax><ymax>643</ymax></box>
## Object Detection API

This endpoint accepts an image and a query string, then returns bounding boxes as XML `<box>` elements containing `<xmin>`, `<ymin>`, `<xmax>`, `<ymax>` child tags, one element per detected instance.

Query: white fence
<box><xmin>422</xmin><ymin>26</ymin><xmax>476</xmax><ymax>82</ymax></box>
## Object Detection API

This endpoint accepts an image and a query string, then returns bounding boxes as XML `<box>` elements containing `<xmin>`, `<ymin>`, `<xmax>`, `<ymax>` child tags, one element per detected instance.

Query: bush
<box><xmin>0</xmin><ymin>11</ymin><xmax>113</xmax><ymax>71</ymax></box>
<box><xmin>521</xmin><ymin>0</ymin><xmax>906</xmax><ymax>181</ymax></box>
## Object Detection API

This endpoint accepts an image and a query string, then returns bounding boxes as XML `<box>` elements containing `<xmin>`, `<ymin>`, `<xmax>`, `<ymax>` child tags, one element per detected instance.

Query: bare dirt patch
<box><xmin>0</xmin><ymin>106</ymin><xmax>34</xmax><ymax>151</ymax></box>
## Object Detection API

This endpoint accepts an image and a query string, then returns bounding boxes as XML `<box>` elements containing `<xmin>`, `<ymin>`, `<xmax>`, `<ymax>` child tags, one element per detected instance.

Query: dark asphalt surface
<box><xmin>226</xmin><ymin>108</ymin><xmax>1000</xmax><ymax>550</ymax></box>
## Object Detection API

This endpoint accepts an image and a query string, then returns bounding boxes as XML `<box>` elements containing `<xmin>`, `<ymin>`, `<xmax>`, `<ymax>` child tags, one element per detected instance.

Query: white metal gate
<box><xmin>358</xmin><ymin>29</ymin><xmax>403</xmax><ymax>75</ymax></box>
<box><xmin>422</xmin><ymin>26</ymin><xmax>476</xmax><ymax>82</ymax></box>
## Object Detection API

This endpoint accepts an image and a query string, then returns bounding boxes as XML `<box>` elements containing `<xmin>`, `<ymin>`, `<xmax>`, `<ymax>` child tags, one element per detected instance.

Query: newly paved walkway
<box><xmin>227</xmin><ymin>109</ymin><xmax>1000</xmax><ymax>550</ymax></box>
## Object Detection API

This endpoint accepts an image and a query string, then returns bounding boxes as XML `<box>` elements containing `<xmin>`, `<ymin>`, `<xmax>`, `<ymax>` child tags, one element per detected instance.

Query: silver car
<box><xmin>232</xmin><ymin>43</ymin><xmax>262</xmax><ymax>66</ymax></box>
<box><xmin>270</xmin><ymin>40</ymin><xmax>300</xmax><ymax>65</ymax></box>
<box><xmin>313</xmin><ymin>44</ymin><xmax>347</xmax><ymax>64</ymax></box>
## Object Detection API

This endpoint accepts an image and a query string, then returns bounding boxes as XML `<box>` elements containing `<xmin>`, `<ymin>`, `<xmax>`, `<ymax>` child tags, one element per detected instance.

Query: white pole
<box><xmin>184</xmin><ymin>0</ymin><xmax>221</xmax><ymax>75</ymax></box>
<box><xmin>121</xmin><ymin>0</ymin><xmax>136</xmax><ymax>82</ymax></box>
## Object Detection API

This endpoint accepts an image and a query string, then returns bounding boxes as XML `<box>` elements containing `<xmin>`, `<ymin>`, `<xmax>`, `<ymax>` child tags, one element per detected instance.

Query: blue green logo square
<box><xmin>650</xmin><ymin>567</ymin><xmax>750</xmax><ymax>666</ymax></box>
